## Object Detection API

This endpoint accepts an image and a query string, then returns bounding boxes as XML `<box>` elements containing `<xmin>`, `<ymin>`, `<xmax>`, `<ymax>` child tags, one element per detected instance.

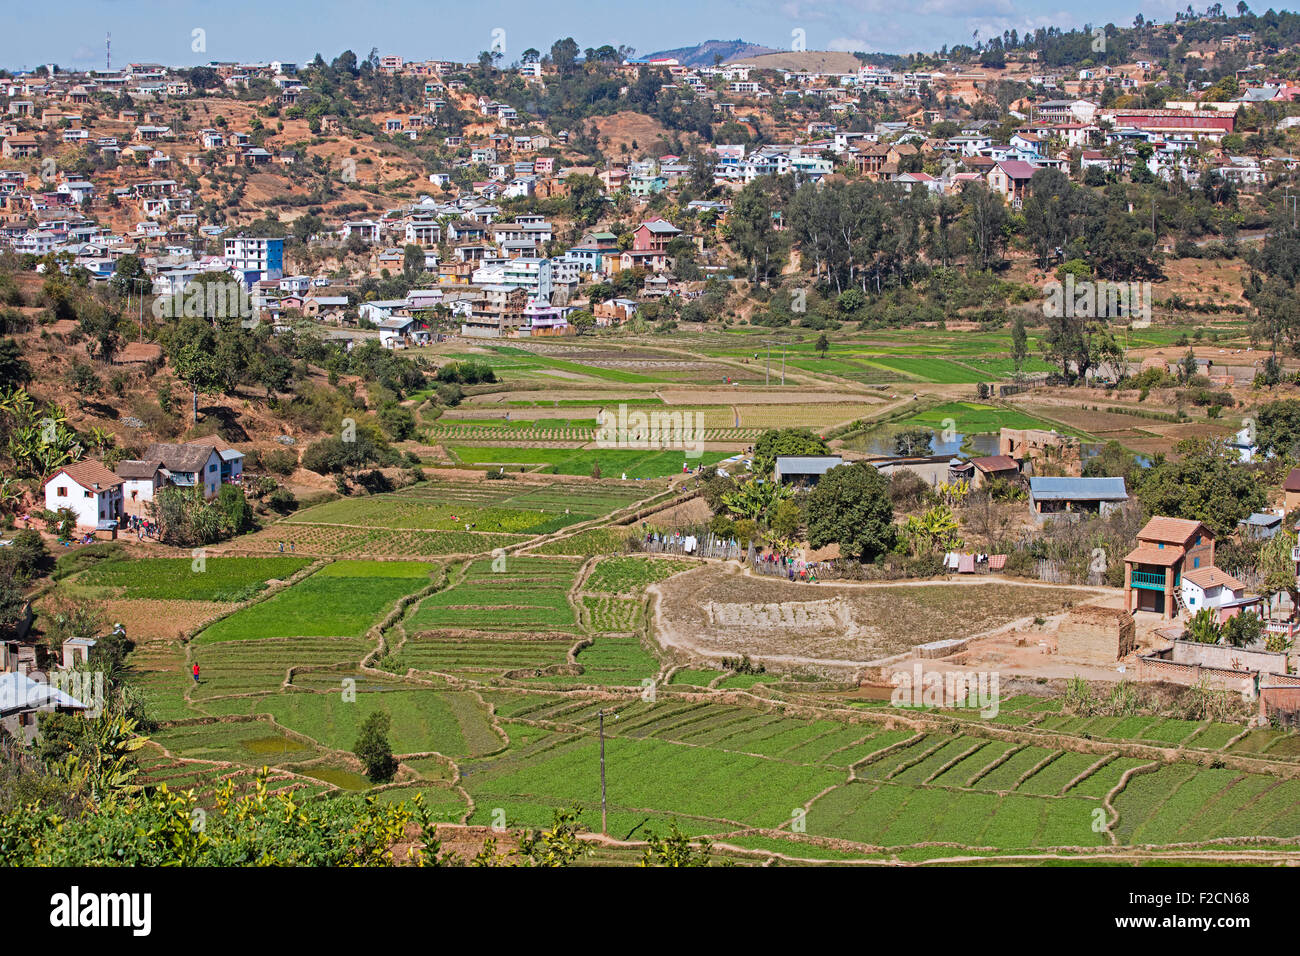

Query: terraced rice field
<box><xmin>106</xmin><ymin>451</ymin><xmax>1300</xmax><ymax>863</ymax></box>
<box><xmin>407</xmin><ymin>557</ymin><xmax>582</xmax><ymax>634</ymax></box>
<box><xmin>71</xmin><ymin>556</ymin><xmax>312</xmax><ymax>601</ymax></box>
<box><xmin>449</xmin><ymin>445</ymin><xmax>730</xmax><ymax>478</ymax></box>
<box><xmin>198</xmin><ymin>561</ymin><xmax>434</xmax><ymax>643</ymax></box>
<box><xmin>235</xmin><ymin>524</ymin><xmax>527</xmax><ymax>557</ymax></box>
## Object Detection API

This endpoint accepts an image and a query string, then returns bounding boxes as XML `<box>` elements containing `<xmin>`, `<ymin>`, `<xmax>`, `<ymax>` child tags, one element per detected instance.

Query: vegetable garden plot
<box><xmin>72</xmin><ymin>556</ymin><xmax>311</xmax><ymax>601</ymax></box>
<box><xmin>1014</xmin><ymin>751</ymin><xmax>1101</xmax><ymax>797</ymax></box>
<box><xmin>284</xmin><ymin>496</ymin><xmax>583</xmax><ymax>535</ymax></box>
<box><xmin>460</xmin><ymin>734</ymin><xmax>844</xmax><ymax>830</ymax></box>
<box><xmin>582</xmin><ymin>595</ymin><xmax>642</xmax><ymax>632</ymax></box>
<box><xmin>226</xmin><ymin>689</ymin><xmax>502</xmax><ymax>758</ymax></box>
<box><xmin>449</xmin><ymin>445</ymin><xmax>730</xmax><ymax>479</ymax></box>
<box><xmin>669</xmin><ymin>668</ymin><xmax>724</xmax><ymax>687</ymax></box>
<box><xmin>407</xmin><ymin>557</ymin><xmax>582</xmax><ymax>633</ymax></box>
<box><xmin>890</xmin><ymin>737</ymin><xmax>988</xmax><ymax>786</ymax></box>
<box><xmin>528</xmin><ymin>637</ymin><xmax>660</xmax><ymax>687</ymax></box>
<box><xmin>188</xmin><ymin>637</ymin><xmax>372</xmax><ymax>701</ymax></box>
<box><xmin>808</xmin><ymin>783</ymin><xmax>1108</xmax><ymax>851</ymax></box>
<box><xmin>127</xmin><ymin>641</ymin><xmax>193</xmax><ymax>723</ymax></box>
<box><xmin>198</xmin><ymin>561</ymin><xmax>435</xmax><ymax>643</ymax></box>
<box><xmin>584</xmin><ymin>556</ymin><xmax>694</xmax><ymax>594</ymax></box>
<box><xmin>396</xmin><ymin>634</ymin><xmax>576</xmax><ymax>675</ymax></box>
<box><xmin>530</xmin><ymin>527</ymin><xmax>636</xmax><ymax>556</ymax></box>
<box><xmin>968</xmin><ymin>746</ymin><xmax>1058</xmax><ymax>791</ymax></box>
<box><xmin>237</xmin><ymin>524</ymin><xmax>526</xmax><ymax>557</ymax></box>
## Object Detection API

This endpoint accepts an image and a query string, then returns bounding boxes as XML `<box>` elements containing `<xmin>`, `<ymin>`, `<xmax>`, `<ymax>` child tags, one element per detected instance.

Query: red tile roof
<box><xmin>45</xmin><ymin>459</ymin><xmax>123</xmax><ymax>492</ymax></box>
<box><xmin>1137</xmin><ymin>516</ymin><xmax>1206</xmax><ymax>544</ymax></box>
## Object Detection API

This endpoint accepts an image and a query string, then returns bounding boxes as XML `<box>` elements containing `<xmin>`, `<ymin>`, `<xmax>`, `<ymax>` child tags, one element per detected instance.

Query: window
<box><xmin>1157</xmin><ymin>542</ymin><xmax>1164</xmax><ymax>549</ymax></box>
<box><xmin>1193</xmin><ymin>557</ymin><xmax>1200</xmax><ymax>569</ymax></box>
<box><xmin>208</xmin><ymin>463</ymin><xmax>217</xmax><ymax>473</ymax></box>
<box><xmin>56</xmin><ymin>486</ymin><xmax>67</xmax><ymax>497</ymax></box>
<box><xmin>1190</xmin><ymin>597</ymin><xmax>1197</xmax><ymax>605</ymax></box>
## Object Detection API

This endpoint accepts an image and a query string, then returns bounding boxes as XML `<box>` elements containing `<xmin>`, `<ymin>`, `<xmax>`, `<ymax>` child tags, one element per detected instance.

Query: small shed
<box><xmin>773</xmin><ymin>456</ymin><xmax>844</xmax><ymax>486</ymax></box>
<box><xmin>1238</xmin><ymin>511</ymin><xmax>1282</xmax><ymax>540</ymax></box>
<box><xmin>1028</xmin><ymin>476</ymin><xmax>1128</xmax><ymax>520</ymax></box>
<box><xmin>968</xmin><ymin>455</ymin><xmax>1020</xmax><ymax>490</ymax></box>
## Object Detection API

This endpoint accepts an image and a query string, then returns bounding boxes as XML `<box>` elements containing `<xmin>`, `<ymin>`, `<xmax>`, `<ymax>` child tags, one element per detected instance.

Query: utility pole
<box><xmin>596</xmin><ymin>708</ymin><xmax>617</xmax><ymax>835</ymax></box>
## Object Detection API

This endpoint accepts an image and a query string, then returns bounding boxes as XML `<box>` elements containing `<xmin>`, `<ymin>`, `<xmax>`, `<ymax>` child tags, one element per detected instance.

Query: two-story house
<box><xmin>1123</xmin><ymin>517</ymin><xmax>1215</xmax><ymax>619</ymax></box>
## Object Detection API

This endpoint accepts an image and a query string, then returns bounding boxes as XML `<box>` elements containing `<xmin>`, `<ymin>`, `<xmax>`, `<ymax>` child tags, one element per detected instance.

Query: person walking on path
<box><xmin>191</xmin><ymin>662</ymin><xmax>200</xmax><ymax>684</ymax></box>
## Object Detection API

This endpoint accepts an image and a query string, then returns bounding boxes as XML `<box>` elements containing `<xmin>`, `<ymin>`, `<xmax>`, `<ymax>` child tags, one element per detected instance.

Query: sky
<box><xmin>0</xmin><ymin>0</ymin><xmax>1222</xmax><ymax>71</ymax></box>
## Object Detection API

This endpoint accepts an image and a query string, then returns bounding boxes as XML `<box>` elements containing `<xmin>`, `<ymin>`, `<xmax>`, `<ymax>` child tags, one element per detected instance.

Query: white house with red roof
<box><xmin>42</xmin><ymin>460</ymin><xmax>124</xmax><ymax>529</ymax></box>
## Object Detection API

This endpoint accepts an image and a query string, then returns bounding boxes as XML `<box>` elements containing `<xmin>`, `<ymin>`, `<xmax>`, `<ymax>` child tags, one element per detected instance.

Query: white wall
<box><xmin>44</xmin><ymin>472</ymin><xmax>121</xmax><ymax>527</ymax></box>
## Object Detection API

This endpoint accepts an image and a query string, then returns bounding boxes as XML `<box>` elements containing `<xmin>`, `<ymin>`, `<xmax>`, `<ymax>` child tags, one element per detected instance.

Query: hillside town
<box><xmin>6</xmin><ymin>5</ymin><xmax>1300</xmax><ymax>887</ymax></box>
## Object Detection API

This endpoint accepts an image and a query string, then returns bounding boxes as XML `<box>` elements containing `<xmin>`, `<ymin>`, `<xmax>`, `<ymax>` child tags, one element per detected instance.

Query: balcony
<box><xmin>1131</xmin><ymin>569</ymin><xmax>1178</xmax><ymax>590</ymax></box>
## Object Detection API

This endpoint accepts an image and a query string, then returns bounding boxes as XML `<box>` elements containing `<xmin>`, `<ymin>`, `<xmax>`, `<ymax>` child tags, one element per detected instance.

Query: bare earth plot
<box><xmin>650</xmin><ymin>564</ymin><xmax>1105</xmax><ymax>675</ymax></box>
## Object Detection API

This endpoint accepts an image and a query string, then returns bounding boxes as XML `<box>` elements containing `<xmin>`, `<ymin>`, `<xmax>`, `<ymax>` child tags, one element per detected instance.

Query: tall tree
<box><xmin>805</xmin><ymin>462</ymin><xmax>895</xmax><ymax>561</ymax></box>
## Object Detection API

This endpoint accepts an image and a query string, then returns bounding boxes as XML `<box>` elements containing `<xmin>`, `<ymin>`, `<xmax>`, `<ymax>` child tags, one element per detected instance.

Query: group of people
<box><xmin>755</xmin><ymin>550</ymin><xmax>822</xmax><ymax>583</ymax></box>
<box><xmin>276</xmin><ymin>541</ymin><xmax>297</xmax><ymax>552</ymax></box>
<box><xmin>127</xmin><ymin>515</ymin><xmax>157</xmax><ymax>541</ymax></box>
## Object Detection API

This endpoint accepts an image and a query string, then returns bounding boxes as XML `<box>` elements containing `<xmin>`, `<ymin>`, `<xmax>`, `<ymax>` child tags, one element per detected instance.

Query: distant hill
<box><xmin>639</xmin><ymin>39</ymin><xmax>779</xmax><ymax>67</ymax></box>
<box><xmin>730</xmin><ymin>50</ymin><xmax>864</xmax><ymax>73</ymax></box>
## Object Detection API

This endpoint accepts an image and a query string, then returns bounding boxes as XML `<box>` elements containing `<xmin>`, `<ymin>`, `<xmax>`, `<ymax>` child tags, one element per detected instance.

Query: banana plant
<box><xmin>0</xmin><ymin>385</ymin><xmax>34</xmax><ymax>420</ymax></box>
<box><xmin>721</xmin><ymin>478</ymin><xmax>793</xmax><ymax>523</ymax></box>
<box><xmin>86</xmin><ymin>426</ymin><xmax>116</xmax><ymax>454</ymax></box>
<box><xmin>51</xmin><ymin>710</ymin><xmax>148</xmax><ymax>802</ymax></box>
<box><xmin>0</xmin><ymin>476</ymin><xmax>26</xmax><ymax>512</ymax></box>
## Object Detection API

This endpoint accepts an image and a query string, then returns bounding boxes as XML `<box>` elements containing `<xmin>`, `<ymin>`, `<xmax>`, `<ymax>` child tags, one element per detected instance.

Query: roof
<box><xmin>774</xmin><ymin>455</ymin><xmax>844</xmax><ymax>476</ymax></box>
<box><xmin>115</xmin><ymin>458</ymin><xmax>163</xmax><ymax>480</ymax></box>
<box><xmin>1285</xmin><ymin>467</ymin><xmax>1300</xmax><ymax>493</ymax></box>
<box><xmin>1028</xmin><ymin>476</ymin><xmax>1128</xmax><ymax>501</ymax></box>
<box><xmin>971</xmin><ymin>455</ymin><xmax>1018</xmax><ymax>473</ymax></box>
<box><xmin>1137</xmin><ymin>516</ymin><xmax>1206</xmax><ymax>545</ymax></box>
<box><xmin>142</xmin><ymin>442</ymin><xmax>218</xmax><ymax>474</ymax></box>
<box><xmin>1182</xmin><ymin>566</ymin><xmax>1244</xmax><ymax>591</ymax></box>
<box><xmin>1240</xmin><ymin>511</ymin><xmax>1282</xmax><ymax>527</ymax></box>
<box><xmin>185</xmin><ymin>436</ymin><xmax>243</xmax><ymax>458</ymax></box>
<box><xmin>0</xmin><ymin>671</ymin><xmax>88</xmax><ymax>718</ymax></box>
<box><xmin>45</xmin><ymin>459</ymin><xmax>123</xmax><ymax>492</ymax></box>
<box><xmin>638</xmin><ymin>219</ymin><xmax>681</xmax><ymax>234</ymax></box>
<box><xmin>995</xmin><ymin>159</ymin><xmax>1038</xmax><ymax>180</ymax></box>
<box><xmin>1124</xmin><ymin>545</ymin><xmax>1182</xmax><ymax>567</ymax></box>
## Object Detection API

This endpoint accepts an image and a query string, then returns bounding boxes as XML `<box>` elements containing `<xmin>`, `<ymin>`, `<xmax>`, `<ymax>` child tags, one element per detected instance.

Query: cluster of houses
<box><xmin>702</xmin><ymin>96</ymin><xmax>1280</xmax><ymax>205</ymax></box>
<box><xmin>1</xmin><ymin>40</ymin><xmax>1295</xmax><ymax>344</ymax></box>
<box><xmin>40</xmin><ymin>436</ymin><xmax>245</xmax><ymax>533</ymax></box>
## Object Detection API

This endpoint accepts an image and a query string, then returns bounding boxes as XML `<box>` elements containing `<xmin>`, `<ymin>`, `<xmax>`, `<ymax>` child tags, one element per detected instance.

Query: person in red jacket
<box><xmin>191</xmin><ymin>662</ymin><xmax>200</xmax><ymax>684</ymax></box>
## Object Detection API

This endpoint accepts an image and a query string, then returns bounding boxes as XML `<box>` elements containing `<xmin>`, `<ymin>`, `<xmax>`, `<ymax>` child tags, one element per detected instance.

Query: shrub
<box><xmin>263</xmin><ymin>448</ymin><xmax>298</xmax><ymax>475</ymax></box>
<box><xmin>267</xmin><ymin>487</ymin><xmax>297</xmax><ymax>514</ymax></box>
